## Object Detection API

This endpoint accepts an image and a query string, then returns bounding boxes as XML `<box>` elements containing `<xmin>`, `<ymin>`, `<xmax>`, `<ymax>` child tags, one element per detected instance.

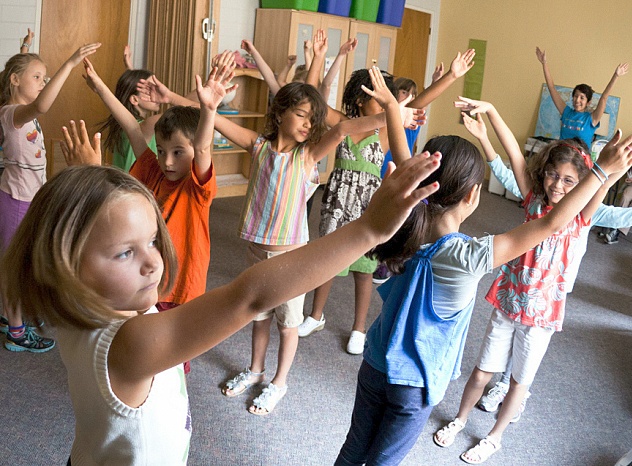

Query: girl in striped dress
<box><xmin>213</xmin><ymin>81</ymin><xmax>394</xmax><ymax>415</ymax></box>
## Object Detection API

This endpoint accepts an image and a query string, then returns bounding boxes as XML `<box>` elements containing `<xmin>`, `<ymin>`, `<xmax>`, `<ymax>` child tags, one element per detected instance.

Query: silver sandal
<box><xmin>248</xmin><ymin>383</ymin><xmax>287</xmax><ymax>416</ymax></box>
<box><xmin>222</xmin><ymin>367</ymin><xmax>265</xmax><ymax>397</ymax></box>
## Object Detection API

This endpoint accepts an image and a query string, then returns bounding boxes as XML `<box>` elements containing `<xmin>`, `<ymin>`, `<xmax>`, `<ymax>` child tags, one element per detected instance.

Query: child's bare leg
<box><xmin>5</xmin><ymin>299</ymin><xmax>23</xmax><ymax>328</ymax></box>
<box><xmin>456</xmin><ymin>367</ymin><xmax>495</xmax><ymax>422</ymax></box>
<box><xmin>309</xmin><ymin>279</ymin><xmax>334</xmax><ymax>321</ymax></box>
<box><xmin>270</xmin><ymin>324</ymin><xmax>299</xmax><ymax>387</ymax></box>
<box><xmin>250</xmin><ymin>317</ymin><xmax>273</xmax><ymax>373</ymax></box>
<box><xmin>352</xmin><ymin>271</ymin><xmax>372</xmax><ymax>332</ymax></box>
<box><xmin>488</xmin><ymin>376</ymin><xmax>528</xmax><ymax>440</ymax></box>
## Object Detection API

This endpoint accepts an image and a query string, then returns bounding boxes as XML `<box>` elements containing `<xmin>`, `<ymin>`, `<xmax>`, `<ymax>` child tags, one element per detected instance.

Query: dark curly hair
<box><xmin>573</xmin><ymin>84</ymin><xmax>594</xmax><ymax>104</ymax></box>
<box><xmin>342</xmin><ymin>68</ymin><xmax>396</xmax><ymax>118</ymax></box>
<box><xmin>371</xmin><ymin>135</ymin><xmax>485</xmax><ymax>274</ymax></box>
<box><xmin>263</xmin><ymin>82</ymin><xmax>328</xmax><ymax>144</ymax></box>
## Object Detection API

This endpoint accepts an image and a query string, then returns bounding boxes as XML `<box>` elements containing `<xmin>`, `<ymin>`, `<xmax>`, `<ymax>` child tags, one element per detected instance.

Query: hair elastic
<box><xmin>592</xmin><ymin>162</ymin><xmax>608</xmax><ymax>181</ymax></box>
<box><xmin>591</xmin><ymin>168</ymin><xmax>605</xmax><ymax>185</ymax></box>
<box><xmin>422</xmin><ymin>198</ymin><xmax>429</xmax><ymax>205</ymax></box>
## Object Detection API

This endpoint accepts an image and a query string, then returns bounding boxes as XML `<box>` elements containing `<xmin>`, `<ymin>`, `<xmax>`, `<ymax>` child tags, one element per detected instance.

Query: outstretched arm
<box><xmin>408</xmin><ymin>48</ymin><xmax>475</xmax><ymax>109</ymax></box>
<box><xmin>456</xmin><ymin>96</ymin><xmax>532</xmax><ymax>197</ymax></box>
<box><xmin>123</xmin><ymin>45</ymin><xmax>134</xmax><ymax>70</ymax></box>
<box><xmin>319</xmin><ymin>37</ymin><xmax>357</xmax><ymax>100</ymax></box>
<box><xmin>305</xmin><ymin>29</ymin><xmax>326</xmax><ymax>89</ymax></box>
<box><xmin>277</xmin><ymin>55</ymin><xmax>296</xmax><ymax>88</ymax></box>
<box><xmin>592</xmin><ymin>62</ymin><xmax>629</xmax><ymax>126</ymax></box>
<box><xmin>83</xmin><ymin>57</ymin><xmax>147</xmax><ymax>158</ymax></box>
<box><xmin>462</xmin><ymin>112</ymin><xmax>496</xmax><ymax>162</ymax></box>
<box><xmin>241</xmin><ymin>40</ymin><xmax>281</xmax><ymax>96</ymax></box>
<box><xmin>193</xmin><ymin>65</ymin><xmax>236</xmax><ymax>182</ymax></box>
<box><xmin>109</xmin><ymin>151</ymin><xmax>441</xmax><ymax>394</ymax></box>
<box><xmin>431</xmin><ymin>62</ymin><xmax>444</xmax><ymax>84</ymax></box>
<box><xmin>535</xmin><ymin>46</ymin><xmax>566</xmax><ymax>115</ymax></box>
<box><xmin>13</xmin><ymin>42</ymin><xmax>101</xmax><ymax>127</ymax></box>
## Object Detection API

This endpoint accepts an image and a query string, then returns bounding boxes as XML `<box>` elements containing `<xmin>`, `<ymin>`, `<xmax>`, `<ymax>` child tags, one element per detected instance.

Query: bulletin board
<box><xmin>535</xmin><ymin>84</ymin><xmax>620</xmax><ymax>140</ymax></box>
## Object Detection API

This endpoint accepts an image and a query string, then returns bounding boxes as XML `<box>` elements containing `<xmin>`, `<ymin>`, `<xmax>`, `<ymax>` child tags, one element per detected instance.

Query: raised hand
<box><xmin>124</xmin><ymin>45</ymin><xmax>133</xmax><ymax>70</ymax></box>
<box><xmin>360</xmin><ymin>66</ymin><xmax>397</xmax><ymax>109</ymax></box>
<box><xmin>212</xmin><ymin>49</ymin><xmax>236</xmax><ymax>71</ymax></box>
<box><xmin>454</xmin><ymin>96</ymin><xmax>494</xmax><ymax>116</ymax></box>
<box><xmin>450</xmin><ymin>48</ymin><xmax>475</xmax><ymax>78</ymax></box>
<box><xmin>461</xmin><ymin>112</ymin><xmax>487</xmax><ymax>140</ymax></box>
<box><xmin>67</xmin><ymin>43</ymin><xmax>101</xmax><ymax>68</ymax></box>
<box><xmin>432</xmin><ymin>62</ymin><xmax>444</xmax><ymax>83</ymax></box>
<box><xmin>311</xmin><ymin>29</ymin><xmax>327</xmax><ymax>57</ymax></box>
<box><xmin>136</xmin><ymin>75</ymin><xmax>172</xmax><ymax>104</ymax></box>
<box><xmin>535</xmin><ymin>46</ymin><xmax>547</xmax><ymax>65</ymax></box>
<box><xmin>616</xmin><ymin>63</ymin><xmax>629</xmax><ymax>77</ymax></box>
<box><xmin>287</xmin><ymin>55</ymin><xmax>297</xmax><ymax>66</ymax></box>
<box><xmin>60</xmin><ymin>120</ymin><xmax>102</xmax><ymax>166</ymax></box>
<box><xmin>339</xmin><ymin>37</ymin><xmax>358</xmax><ymax>56</ymax></box>
<box><xmin>22</xmin><ymin>28</ymin><xmax>35</xmax><ymax>48</ymax></box>
<box><xmin>595</xmin><ymin>130</ymin><xmax>632</xmax><ymax>176</ymax></box>
<box><xmin>240</xmin><ymin>39</ymin><xmax>256</xmax><ymax>55</ymax></box>
<box><xmin>196</xmin><ymin>65</ymin><xmax>237</xmax><ymax>112</ymax></box>
<box><xmin>82</xmin><ymin>58</ymin><xmax>106</xmax><ymax>94</ymax></box>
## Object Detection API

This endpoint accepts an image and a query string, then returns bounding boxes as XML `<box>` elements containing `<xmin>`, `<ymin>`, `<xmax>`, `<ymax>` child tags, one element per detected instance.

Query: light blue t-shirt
<box><xmin>560</xmin><ymin>106</ymin><xmax>598</xmax><ymax>148</ymax></box>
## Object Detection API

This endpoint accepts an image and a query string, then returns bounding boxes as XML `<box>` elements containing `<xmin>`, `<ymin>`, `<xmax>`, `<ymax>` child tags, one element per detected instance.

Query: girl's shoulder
<box><xmin>428</xmin><ymin>234</ymin><xmax>494</xmax><ymax>278</ymax></box>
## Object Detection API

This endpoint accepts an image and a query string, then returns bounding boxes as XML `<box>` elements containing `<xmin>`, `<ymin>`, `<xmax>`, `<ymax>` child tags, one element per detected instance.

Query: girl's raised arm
<box><xmin>319</xmin><ymin>37</ymin><xmax>357</xmax><ymax>101</ymax></box>
<box><xmin>277</xmin><ymin>54</ymin><xmax>296</xmax><ymax>89</ymax></box>
<box><xmin>492</xmin><ymin>130</ymin><xmax>632</xmax><ymax>267</ymax></box>
<box><xmin>456</xmin><ymin>96</ymin><xmax>531</xmax><ymax>197</ymax></box>
<box><xmin>109</xmin><ymin>152</ymin><xmax>441</xmax><ymax>389</ymax></box>
<box><xmin>535</xmin><ymin>46</ymin><xmax>566</xmax><ymax>116</ymax></box>
<box><xmin>241</xmin><ymin>40</ymin><xmax>281</xmax><ymax>96</ymax></box>
<box><xmin>83</xmin><ymin>57</ymin><xmax>147</xmax><ymax>159</ymax></box>
<box><xmin>13</xmin><ymin>42</ymin><xmax>101</xmax><ymax>127</ymax></box>
<box><xmin>591</xmin><ymin>62</ymin><xmax>628</xmax><ymax>126</ymax></box>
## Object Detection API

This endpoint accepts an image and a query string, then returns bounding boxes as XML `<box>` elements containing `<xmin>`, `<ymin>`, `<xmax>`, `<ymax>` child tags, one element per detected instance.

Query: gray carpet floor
<box><xmin>1</xmin><ymin>188</ymin><xmax>631</xmax><ymax>465</ymax></box>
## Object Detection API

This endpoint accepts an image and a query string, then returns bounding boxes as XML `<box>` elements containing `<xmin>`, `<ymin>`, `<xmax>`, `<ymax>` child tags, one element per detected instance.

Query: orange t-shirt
<box><xmin>130</xmin><ymin>148</ymin><xmax>217</xmax><ymax>304</ymax></box>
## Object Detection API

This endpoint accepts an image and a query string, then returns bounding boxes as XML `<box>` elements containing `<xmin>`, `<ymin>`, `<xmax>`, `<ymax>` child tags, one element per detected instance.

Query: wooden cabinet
<box><xmin>253</xmin><ymin>9</ymin><xmax>397</xmax><ymax>182</ymax></box>
<box><xmin>214</xmin><ymin>69</ymin><xmax>268</xmax><ymax>198</ymax></box>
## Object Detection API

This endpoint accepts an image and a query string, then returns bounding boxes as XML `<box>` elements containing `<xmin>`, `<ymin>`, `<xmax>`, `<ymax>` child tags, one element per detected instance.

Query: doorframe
<box><xmin>404</xmin><ymin>0</ymin><xmax>440</xmax><ymax>148</ymax></box>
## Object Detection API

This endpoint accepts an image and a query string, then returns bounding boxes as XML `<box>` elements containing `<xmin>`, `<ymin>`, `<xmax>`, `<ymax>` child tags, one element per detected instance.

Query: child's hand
<box><xmin>432</xmin><ymin>62</ymin><xmax>444</xmax><ymax>83</ymax></box>
<box><xmin>287</xmin><ymin>55</ymin><xmax>297</xmax><ymax>66</ymax></box>
<box><xmin>196</xmin><ymin>65</ymin><xmax>237</xmax><ymax>112</ymax></box>
<box><xmin>535</xmin><ymin>46</ymin><xmax>547</xmax><ymax>65</ymax></box>
<box><xmin>137</xmin><ymin>75</ymin><xmax>171</xmax><ymax>104</ymax></box>
<box><xmin>241</xmin><ymin>40</ymin><xmax>255</xmax><ymax>55</ymax></box>
<box><xmin>615</xmin><ymin>62</ymin><xmax>629</xmax><ymax>77</ymax></box>
<box><xmin>450</xmin><ymin>49</ymin><xmax>475</xmax><ymax>78</ymax></box>
<box><xmin>124</xmin><ymin>45</ymin><xmax>133</xmax><ymax>70</ymax></box>
<box><xmin>454</xmin><ymin>96</ymin><xmax>494</xmax><ymax>116</ymax></box>
<box><xmin>67</xmin><ymin>43</ymin><xmax>101</xmax><ymax>68</ymax></box>
<box><xmin>22</xmin><ymin>28</ymin><xmax>35</xmax><ymax>47</ymax></box>
<box><xmin>363</xmin><ymin>152</ymin><xmax>441</xmax><ymax>243</ymax></box>
<box><xmin>82</xmin><ymin>58</ymin><xmax>106</xmax><ymax>94</ymax></box>
<box><xmin>339</xmin><ymin>37</ymin><xmax>358</xmax><ymax>56</ymax></box>
<box><xmin>595</xmin><ymin>129</ymin><xmax>632</xmax><ymax>176</ymax></box>
<box><xmin>461</xmin><ymin>112</ymin><xmax>487</xmax><ymax>140</ymax></box>
<box><xmin>212</xmin><ymin>50</ymin><xmax>236</xmax><ymax>71</ymax></box>
<box><xmin>60</xmin><ymin>120</ymin><xmax>102</xmax><ymax>166</ymax></box>
<box><xmin>361</xmin><ymin>66</ymin><xmax>397</xmax><ymax>109</ymax></box>
<box><xmin>311</xmin><ymin>30</ymin><xmax>327</xmax><ymax>57</ymax></box>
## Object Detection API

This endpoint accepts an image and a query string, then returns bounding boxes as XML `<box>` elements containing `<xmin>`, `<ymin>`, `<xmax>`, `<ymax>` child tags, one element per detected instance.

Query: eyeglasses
<box><xmin>43</xmin><ymin>76</ymin><xmax>51</xmax><ymax>85</ymax></box>
<box><xmin>544</xmin><ymin>170</ymin><xmax>578</xmax><ymax>188</ymax></box>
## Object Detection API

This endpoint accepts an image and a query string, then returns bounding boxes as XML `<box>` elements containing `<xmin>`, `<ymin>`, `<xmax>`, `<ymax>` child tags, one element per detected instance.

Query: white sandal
<box><xmin>248</xmin><ymin>383</ymin><xmax>287</xmax><ymax>416</ymax></box>
<box><xmin>460</xmin><ymin>436</ymin><xmax>501</xmax><ymax>464</ymax></box>
<box><xmin>222</xmin><ymin>367</ymin><xmax>265</xmax><ymax>397</ymax></box>
<box><xmin>434</xmin><ymin>418</ymin><xmax>466</xmax><ymax>447</ymax></box>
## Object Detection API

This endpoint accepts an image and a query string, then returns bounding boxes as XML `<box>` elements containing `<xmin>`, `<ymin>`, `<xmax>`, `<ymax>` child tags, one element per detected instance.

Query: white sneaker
<box><xmin>297</xmin><ymin>315</ymin><xmax>325</xmax><ymax>337</ymax></box>
<box><xmin>346</xmin><ymin>330</ymin><xmax>366</xmax><ymax>355</ymax></box>
<box><xmin>478</xmin><ymin>381</ymin><xmax>509</xmax><ymax>412</ymax></box>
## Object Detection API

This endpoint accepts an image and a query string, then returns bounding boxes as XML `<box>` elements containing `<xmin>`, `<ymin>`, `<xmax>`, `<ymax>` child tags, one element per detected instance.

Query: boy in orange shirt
<box><xmin>83</xmin><ymin>57</ymin><xmax>233</xmax><ymax>372</ymax></box>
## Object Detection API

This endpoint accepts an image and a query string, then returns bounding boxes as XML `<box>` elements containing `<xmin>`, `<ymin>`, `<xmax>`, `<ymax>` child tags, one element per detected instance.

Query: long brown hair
<box><xmin>0</xmin><ymin>53</ymin><xmax>44</xmax><ymax>105</ymax></box>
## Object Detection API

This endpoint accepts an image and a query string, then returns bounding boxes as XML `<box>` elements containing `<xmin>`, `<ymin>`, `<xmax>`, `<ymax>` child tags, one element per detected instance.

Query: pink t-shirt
<box><xmin>0</xmin><ymin>105</ymin><xmax>47</xmax><ymax>201</ymax></box>
<box><xmin>485</xmin><ymin>191</ymin><xmax>590</xmax><ymax>331</ymax></box>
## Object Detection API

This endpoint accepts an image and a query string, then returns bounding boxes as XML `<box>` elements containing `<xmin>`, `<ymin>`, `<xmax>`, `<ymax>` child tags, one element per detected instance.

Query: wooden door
<box><xmin>39</xmin><ymin>0</ymin><xmax>131</xmax><ymax>176</ymax></box>
<box><xmin>393</xmin><ymin>8</ymin><xmax>431</xmax><ymax>91</ymax></box>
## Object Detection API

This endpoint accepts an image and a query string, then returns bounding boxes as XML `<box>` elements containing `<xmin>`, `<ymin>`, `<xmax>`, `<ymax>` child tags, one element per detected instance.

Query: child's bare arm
<box><xmin>319</xmin><ymin>37</ymin><xmax>358</xmax><ymax>101</ymax></box>
<box><xmin>535</xmin><ymin>47</ymin><xmax>566</xmax><ymax>115</ymax></box>
<box><xmin>592</xmin><ymin>62</ymin><xmax>629</xmax><ymax>126</ymax></box>
<box><xmin>456</xmin><ymin>96</ymin><xmax>531</xmax><ymax>197</ymax></box>
<box><xmin>60</xmin><ymin>119</ymin><xmax>102</xmax><ymax>166</ymax></box>
<box><xmin>306</xmin><ymin>29</ymin><xmax>327</xmax><ymax>89</ymax></box>
<box><xmin>83</xmin><ymin>58</ymin><xmax>147</xmax><ymax>158</ymax></box>
<box><xmin>461</xmin><ymin>112</ymin><xmax>497</xmax><ymax>162</ymax></box>
<box><xmin>123</xmin><ymin>45</ymin><xmax>133</xmax><ymax>70</ymax></box>
<box><xmin>277</xmin><ymin>55</ymin><xmax>296</xmax><ymax>88</ymax></box>
<box><xmin>241</xmin><ymin>40</ymin><xmax>281</xmax><ymax>96</ymax></box>
<box><xmin>431</xmin><ymin>62</ymin><xmax>444</xmax><ymax>83</ymax></box>
<box><xmin>108</xmin><ymin>152</ymin><xmax>441</xmax><ymax>390</ymax></box>
<box><xmin>136</xmin><ymin>75</ymin><xmax>200</xmax><ymax>108</ymax></box>
<box><xmin>408</xmin><ymin>48</ymin><xmax>475</xmax><ymax>109</ymax></box>
<box><xmin>193</xmin><ymin>65</ymin><xmax>236</xmax><ymax>181</ymax></box>
<box><xmin>20</xmin><ymin>28</ymin><xmax>34</xmax><ymax>54</ymax></box>
<box><xmin>13</xmin><ymin>42</ymin><xmax>101</xmax><ymax>127</ymax></box>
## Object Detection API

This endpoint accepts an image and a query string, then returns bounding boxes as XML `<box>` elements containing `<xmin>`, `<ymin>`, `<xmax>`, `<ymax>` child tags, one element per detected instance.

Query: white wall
<box><xmin>0</xmin><ymin>0</ymin><xmax>41</xmax><ymax>68</ymax></box>
<box><xmin>217</xmin><ymin>0</ymin><xmax>258</xmax><ymax>53</ymax></box>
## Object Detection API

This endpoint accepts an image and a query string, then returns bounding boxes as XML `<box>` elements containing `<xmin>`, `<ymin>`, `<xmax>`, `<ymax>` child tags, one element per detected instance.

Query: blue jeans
<box><xmin>334</xmin><ymin>360</ymin><xmax>434</xmax><ymax>466</ymax></box>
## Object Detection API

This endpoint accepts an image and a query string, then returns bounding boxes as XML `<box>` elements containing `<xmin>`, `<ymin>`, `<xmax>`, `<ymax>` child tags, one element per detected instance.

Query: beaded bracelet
<box><xmin>591</xmin><ymin>168</ymin><xmax>605</xmax><ymax>185</ymax></box>
<box><xmin>21</xmin><ymin>42</ymin><xmax>30</xmax><ymax>49</ymax></box>
<box><xmin>593</xmin><ymin>162</ymin><xmax>609</xmax><ymax>182</ymax></box>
